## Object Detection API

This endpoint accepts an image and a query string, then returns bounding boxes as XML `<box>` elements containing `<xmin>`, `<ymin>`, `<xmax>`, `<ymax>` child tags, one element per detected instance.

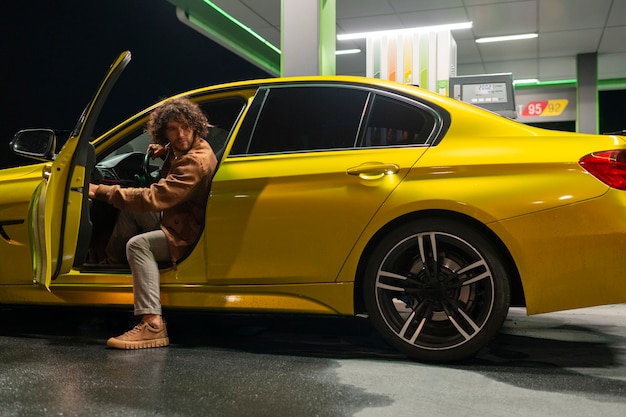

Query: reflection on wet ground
<box><xmin>1</xmin><ymin>305</ymin><xmax>625</xmax><ymax>416</ymax></box>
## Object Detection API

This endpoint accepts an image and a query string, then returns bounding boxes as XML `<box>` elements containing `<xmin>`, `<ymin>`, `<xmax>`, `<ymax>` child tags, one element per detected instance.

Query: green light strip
<box><xmin>168</xmin><ymin>0</ymin><xmax>280</xmax><ymax>75</ymax></box>
<box><xmin>514</xmin><ymin>79</ymin><xmax>576</xmax><ymax>88</ymax></box>
<box><xmin>202</xmin><ymin>0</ymin><xmax>281</xmax><ymax>54</ymax></box>
<box><xmin>515</xmin><ymin>78</ymin><xmax>626</xmax><ymax>90</ymax></box>
<box><xmin>598</xmin><ymin>78</ymin><xmax>626</xmax><ymax>90</ymax></box>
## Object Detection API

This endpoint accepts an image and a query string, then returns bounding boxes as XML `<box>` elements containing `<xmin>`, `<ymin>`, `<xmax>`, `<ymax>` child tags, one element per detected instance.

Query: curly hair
<box><xmin>146</xmin><ymin>97</ymin><xmax>211</xmax><ymax>145</ymax></box>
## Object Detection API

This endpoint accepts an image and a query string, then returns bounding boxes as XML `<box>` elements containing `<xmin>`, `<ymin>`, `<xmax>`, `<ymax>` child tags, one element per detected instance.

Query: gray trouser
<box><xmin>107</xmin><ymin>210</ymin><xmax>162</xmax><ymax>264</ymax></box>
<box><xmin>107</xmin><ymin>210</ymin><xmax>171</xmax><ymax>316</ymax></box>
<box><xmin>127</xmin><ymin>229</ymin><xmax>171</xmax><ymax>316</ymax></box>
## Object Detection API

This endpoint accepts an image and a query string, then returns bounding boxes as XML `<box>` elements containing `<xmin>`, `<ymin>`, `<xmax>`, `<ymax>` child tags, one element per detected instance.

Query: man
<box><xmin>89</xmin><ymin>97</ymin><xmax>218</xmax><ymax>349</ymax></box>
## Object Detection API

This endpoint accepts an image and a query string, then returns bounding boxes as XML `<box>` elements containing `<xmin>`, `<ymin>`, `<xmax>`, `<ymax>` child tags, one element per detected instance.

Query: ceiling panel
<box><xmin>336</xmin><ymin>14</ymin><xmax>404</xmax><ymax>33</ymax></box>
<box><xmin>459</xmin><ymin>62</ymin><xmax>488</xmax><ymax>75</ymax></box>
<box><xmin>396</xmin><ymin>7</ymin><xmax>471</xmax><ymax>29</ymax></box>
<box><xmin>212</xmin><ymin>1</ymin><xmax>273</xmax><ymax>29</ymax></box>
<box><xmin>486</xmin><ymin>59</ymin><xmax>538</xmax><ymax>79</ymax></box>
<box><xmin>478</xmin><ymin>38</ymin><xmax>538</xmax><ymax>61</ymax></box>
<box><xmin>539</xmin><ymin>29</ymin><xmax>604</xmax><ymax>57</ymax></box>
<box><xmin>254</xmin><ymin>26</ymin><xmax>281</xmax><ymax>48</ymax></box>
<box><xmin>461</xmin><ymin>0</ymin><xmax>526</xmax><ymax>6</ymax></box>
<box><xmin>456</xmin><ymin>39</ymin><xmax>483</xmax><ymax>64</ymax></box>
<box><xmin>539</xmin><ymin>56</ymin><xmax>577</xmax><ymax>80</ymax></box>
<box><xmin>389</xmin><ymin>0</ymin><xmax>465</xmax><ymax>13</ymax></box>
<box><xmin>466</xmin><ymin>1</ymin><xmax>538</xmax><ymax>38</ymax></box>
<box><xmin>600</xmin><ymin>53</ymin><xmax>626</xmax><ymax>79</ymax></box>
<box><xmin>538</xmin><ymin>0</ymin><xmax>613</xmax><ymax>32</ymax></box>
<box><xmin>335</xmin><ymin>0</ymin><xmax>394</xmax><ymax>18</ymax></box>
<box><xmin>600</xmin><ymin>26</ymin><xmax>626</xmax><ymax>53</ymax></box>
<box><xmin>607</xmin><ymin>0</ymin><xmax>626</xmax><ymax>25</ymax></box>
<box><xmin>240</xmin><ymin>0</ymin><xmax>280</xmax><ymax>26</ymax></box>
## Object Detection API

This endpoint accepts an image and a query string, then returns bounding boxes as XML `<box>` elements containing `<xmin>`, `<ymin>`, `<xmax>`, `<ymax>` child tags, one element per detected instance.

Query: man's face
<box><xmin>165</xmin><ymin>119</ymin><xmax>195</xmax><ymax>153</ymax></box>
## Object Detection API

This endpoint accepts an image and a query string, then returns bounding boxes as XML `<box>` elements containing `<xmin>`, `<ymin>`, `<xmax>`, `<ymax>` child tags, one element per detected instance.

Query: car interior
<box><xmin>81</xmin><ymin>97</ymin><xmax>247</xmax><ymax>271</ymax></box>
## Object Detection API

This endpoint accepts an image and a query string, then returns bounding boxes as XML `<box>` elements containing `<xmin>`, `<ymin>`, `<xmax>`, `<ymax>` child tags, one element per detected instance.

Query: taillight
<box><xmin>579</xmin><ymin>150</ymin><xmax>626</xmax><ymax>190</ymax></box>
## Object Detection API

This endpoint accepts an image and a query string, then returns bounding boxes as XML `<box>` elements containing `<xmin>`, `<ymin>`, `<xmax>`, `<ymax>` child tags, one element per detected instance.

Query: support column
<box><xmin>576</xmin><ymin>53</ymin><xmax>598</xmax><ymax>134</ymax></box>
<box><xmin>281</xmin><ymin>0</ymin><xmax>336</xmax><ymax>76</ymax></box>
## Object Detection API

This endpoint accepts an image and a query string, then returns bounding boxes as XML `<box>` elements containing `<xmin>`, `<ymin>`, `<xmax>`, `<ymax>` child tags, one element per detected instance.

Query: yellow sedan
<box><xmin>2</xmin><ymin>51</ymin><xmax>626</xmax><ymax>361</ymax></box>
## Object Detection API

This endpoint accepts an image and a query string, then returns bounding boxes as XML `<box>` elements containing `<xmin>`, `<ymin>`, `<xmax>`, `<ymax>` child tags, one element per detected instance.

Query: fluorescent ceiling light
<box><xmin>335</xmin><ymin>49</ymin><xmax>361</xmax><ymax>55</ymax></box>
<box><xmin>513</xmin><ymin>78</ymin><xmax>539</xmax><ymax>85</ymax></box>
<box><xmin>476</xmin><ymin>33</ymin><xmax>538</xmax><ymax>43</ymax></box>
<box><xmin>337</xmin><ymin>22</ymin><xmax>473</xmax><ymax>40</ymax></box>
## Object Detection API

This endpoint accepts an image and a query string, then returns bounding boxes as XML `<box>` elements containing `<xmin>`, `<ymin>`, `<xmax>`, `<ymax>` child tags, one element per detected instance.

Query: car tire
<box><xmin>363</xmin><ymin>217</ymin><xmax>510</xmax><ymax>362</ymax></box>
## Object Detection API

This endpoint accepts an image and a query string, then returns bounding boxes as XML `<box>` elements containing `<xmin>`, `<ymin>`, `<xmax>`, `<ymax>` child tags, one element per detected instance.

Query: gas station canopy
<box><xmin>168</xmin><ymin>0</ymin><xmax>626</xmax><ymax>83</ymax></box>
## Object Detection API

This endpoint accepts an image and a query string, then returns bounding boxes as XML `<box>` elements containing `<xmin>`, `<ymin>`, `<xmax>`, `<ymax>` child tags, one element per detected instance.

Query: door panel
<box><xmin>204</xmin><ymin>83</ymin><xmax>442</xmax><ymax>285</ymax></box>
<box><xmin>206</xmin><ymin>148</ymin><xmax>427</xmax><ymax>284</ymax></box>
<box><xmin>30</xmin><ymin>51</ymin><xmax>131</xmax><ymax>288</ymax></box>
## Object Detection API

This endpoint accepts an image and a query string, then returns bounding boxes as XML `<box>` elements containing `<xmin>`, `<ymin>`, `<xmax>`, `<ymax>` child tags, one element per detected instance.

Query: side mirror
<box><xmin>10</xmin><ymin>129</ymin><xmax>57</xmax><ymax>160</ymax></box>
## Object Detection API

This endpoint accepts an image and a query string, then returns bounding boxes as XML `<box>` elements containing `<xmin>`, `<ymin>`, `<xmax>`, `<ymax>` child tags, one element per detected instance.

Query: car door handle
<box><xmin>347</xmin><ymin>162</ymin><xmax>400</xmax><ymax>179</ymax></box>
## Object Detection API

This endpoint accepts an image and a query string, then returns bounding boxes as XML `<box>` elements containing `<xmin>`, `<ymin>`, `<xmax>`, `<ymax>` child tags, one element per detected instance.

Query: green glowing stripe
<box><xmin>168</xmin><ymin>0</ymin><xmax>280</xmax><ymax>75</ymax></box>
<box><xmin>514</xmin><ymin>79</ymin><xmax>577</xmax><ymax>89</ymax></box>
<box><xmin>598</xmin><ymin>78</ymin><xmax>626</xmax><ymax>90</ymax></box>
<box><xmin>515</xmin><ymin>78</ymin><xmax>626</xmax><ymax>90</ymax></box>
<box><xmin>202</xmin><ymin>0</ymin><xmax>280</xmax><ymax>54</ymax></box>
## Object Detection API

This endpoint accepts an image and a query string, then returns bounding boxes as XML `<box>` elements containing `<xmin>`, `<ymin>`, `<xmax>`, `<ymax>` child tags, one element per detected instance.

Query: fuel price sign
<box><xmin>521</xmin><ymin>99</ymin><xmax>569</xmax><ymax>117</ymax></box>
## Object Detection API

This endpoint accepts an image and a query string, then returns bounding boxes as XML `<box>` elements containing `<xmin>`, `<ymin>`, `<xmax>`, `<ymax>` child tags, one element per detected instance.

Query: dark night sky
<box><xmin>0</xmin><ymin>0</ymin><xmax>269</xmax><ymax>167</ymax></box>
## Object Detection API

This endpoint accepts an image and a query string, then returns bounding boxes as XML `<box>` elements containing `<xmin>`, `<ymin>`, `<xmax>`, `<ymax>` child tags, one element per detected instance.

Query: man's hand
<box><xmin>148</xmin><ymin>143</ymin><xmax>167</xmax><ymax>159</ymax></box>
<box><xmin>89</xmin><ymin>183</ymin><xmax>99</xmax><ymax>199</ymax></box>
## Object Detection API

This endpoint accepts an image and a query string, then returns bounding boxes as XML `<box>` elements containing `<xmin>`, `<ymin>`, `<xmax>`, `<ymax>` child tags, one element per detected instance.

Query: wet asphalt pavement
<box><xmin>0</xmin><ymin>304</ymin><xmax>625</xmax><ymax>416</ymax></box>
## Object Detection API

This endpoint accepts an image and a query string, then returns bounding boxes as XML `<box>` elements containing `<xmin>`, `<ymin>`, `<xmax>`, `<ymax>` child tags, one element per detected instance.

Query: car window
<box><xmin>94</xmin><ymin>128</ymin><xmax>162</xmax><ymax>187</ymax></box>
<box><xmin>100</xmin><ymin>129</ymin><xmax>153</xmax><ymax>160</ymax></box>
<box><xmin>198</xmin><ymin>97</ymin><xmax>246</xmax><ymax>156</ymax></box>
<box><xmin>360</xmin><ymin>95</ymin><xmax>437</xmax><ymax>147</ymax></box>
<box><xmin>234</xmin><ymin>86</ymin><xmax>369</xmax><ymax>155</ymax></box>
<box><xmin>97</xmin><ymin>96</ymin><xmax>246</xmax><ymax>172</ymax></box>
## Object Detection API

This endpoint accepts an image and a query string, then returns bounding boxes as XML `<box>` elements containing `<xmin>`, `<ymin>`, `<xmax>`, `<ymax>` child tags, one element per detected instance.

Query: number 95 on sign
<box><xmin>521</xmin><ymin>99</ymin><xmax>569</xmax><ymax>117</ymax></box>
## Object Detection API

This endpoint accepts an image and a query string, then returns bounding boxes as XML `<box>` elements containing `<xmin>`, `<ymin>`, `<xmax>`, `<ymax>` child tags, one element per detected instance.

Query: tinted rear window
<box><xmin>238</xmin><ymin>86</ymin><xmax>369</xmax><ymax>154</ymax></box>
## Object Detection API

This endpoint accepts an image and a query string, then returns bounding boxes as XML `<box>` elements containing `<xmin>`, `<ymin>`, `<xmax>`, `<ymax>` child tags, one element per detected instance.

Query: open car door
<box><xmin>28</xmin><ymin>51</ymin><xmax>131</xmax><ymax>289</ymax></box>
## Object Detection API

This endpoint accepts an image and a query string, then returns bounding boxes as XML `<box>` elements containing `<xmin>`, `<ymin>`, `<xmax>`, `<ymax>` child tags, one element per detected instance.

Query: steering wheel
<box><xmin>138</xmin><ymin>150</ymin><xmax>160</xmax><ymax>186</ymax></box>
